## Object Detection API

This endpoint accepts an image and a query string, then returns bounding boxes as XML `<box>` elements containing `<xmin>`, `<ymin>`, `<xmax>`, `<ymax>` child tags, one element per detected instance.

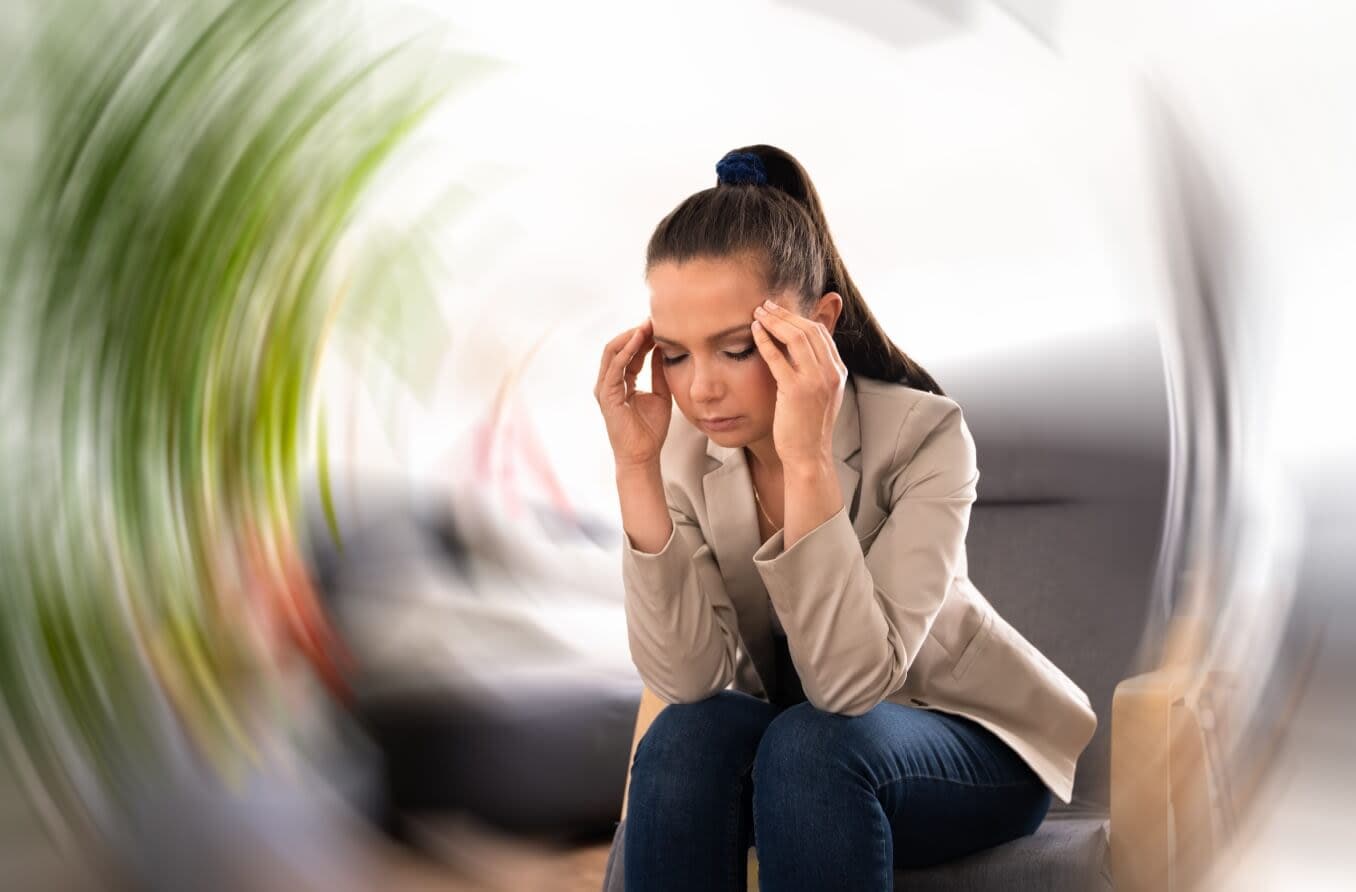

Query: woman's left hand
<box><xmin>751</xmin><ymin>298</ymin><xmax>848</xmax><ymax>469</ymax></box>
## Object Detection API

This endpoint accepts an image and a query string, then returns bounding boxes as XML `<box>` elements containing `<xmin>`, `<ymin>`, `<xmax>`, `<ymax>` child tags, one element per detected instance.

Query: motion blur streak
<box><xmin>0</xmin><ymin>0</ymin><xmax>456</xmax><ymax>886</ymax></box>
<box><xmin>2</xmin><ymin>1</ymin><xmax>1353</xmax><ymax>890</ymax></box>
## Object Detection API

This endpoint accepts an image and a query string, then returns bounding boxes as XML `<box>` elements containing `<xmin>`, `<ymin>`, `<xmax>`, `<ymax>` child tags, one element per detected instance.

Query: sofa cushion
<box><xmin>601</xmin><ymin>813</ymin><xmax>1111</xmax><ymax>892</ymax></box>
<box><xmin>895</xmin><ymin>812</ymin><xmax>1112</xmax><ymax>891</ymax></box>
<box><xmin>360</xmin><ymin>675</ymin><xmax>642</xmax><ymax>836</ymax></box>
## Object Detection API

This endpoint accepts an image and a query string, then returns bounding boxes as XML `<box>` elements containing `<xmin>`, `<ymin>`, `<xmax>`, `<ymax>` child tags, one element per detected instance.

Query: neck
<box><xmin>743</xmin><ymin>437</ymin><xmax>782</xmax><ymax>476</ymax></box>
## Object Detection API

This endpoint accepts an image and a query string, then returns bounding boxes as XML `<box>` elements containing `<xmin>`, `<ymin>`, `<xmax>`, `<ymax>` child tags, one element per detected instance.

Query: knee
<box><xmin>752</xmin><ymin>703</ymin><xmax>869</xmax><ymax>793</ymax></box>
<box><xmin>632</xmin><ymin>691</ymin><xmax>770</xmax><ymax>790</ymax></box>
<box><xmin>753</xmin><ymin>699</ymin><xmax>846</xmax><ymax>786</ymax></box>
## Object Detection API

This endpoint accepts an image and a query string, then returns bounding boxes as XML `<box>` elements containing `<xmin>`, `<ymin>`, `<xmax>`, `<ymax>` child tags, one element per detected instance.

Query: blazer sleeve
<box><xmin>752</xmin><ymin>397</ymin><xmax>979</xmax><ymax>716</ymax></box>
<box><xmin>621</xmin><ymin>478</ymin><xmax>740</xmax><ymax>704</ymax></box>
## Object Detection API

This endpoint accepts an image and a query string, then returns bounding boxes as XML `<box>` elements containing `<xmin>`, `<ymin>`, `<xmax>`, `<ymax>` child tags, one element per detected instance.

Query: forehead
<box><xmin>648</xmin><ymin>257</ymin><xmax>767</xmax><ymax>345</ymax></box>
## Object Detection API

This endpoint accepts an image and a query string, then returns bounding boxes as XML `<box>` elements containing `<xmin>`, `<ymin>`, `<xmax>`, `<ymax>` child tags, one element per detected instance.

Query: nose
<box><xmin>689</xmin><ymin>359</ymin><xmax>725</xmax><ymax>406</ymax></box>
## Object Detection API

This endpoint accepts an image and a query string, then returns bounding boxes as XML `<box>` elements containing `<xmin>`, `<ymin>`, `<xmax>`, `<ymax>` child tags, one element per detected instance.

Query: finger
<box><xmin>765</xmin><ymin>301</ymin><xmax>832</xmax><ymax>369</ymax></box>
<box><xmin>623</xmin><ymin>326</ymin><xmax>653</xmax><ymax>396</ymax></box>
<box><xmin>609</xmin><ymin>327</ymin><xmax>646</xmax><ymax>390</ymax></box>
<box><xmin>754</xmin><ymin>304</ymin><xmax>820</xmax><ymax>371</ymax></box>
<box><xmin>601</xmin><ymin>327</ymin><xmax>645</xmax><ymax>402</ymax></box>
<box><xmin>597</xmin><ymin>325</ymin><xmax>640</xmax><ymax>392</ymax></box>
<box><xmin>650</xmin><ymin>342</ymin><xmax>672</xmax><ymax>401</ymax></box>
<box><xmin>597</xmin><ymin>328</ymin><xmax>635</xmax><ymax>400</ymax></box>
<box><xmin>597</xmin><ymin>319</ymin><xmax>651</xmax><ymax>393</ymax></box>
<box><xmin>808</xmin><ymin>320</ymin><xmax>845</xmax><ymax>378</ymax></box>
<box><xmin>751</xmin><ymin>320</ymin><xmax>795</xmax><ymax>386</ymax></box>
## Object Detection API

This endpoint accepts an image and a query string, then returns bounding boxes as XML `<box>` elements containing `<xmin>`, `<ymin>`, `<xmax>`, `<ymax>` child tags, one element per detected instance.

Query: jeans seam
<box><xmin>878</xmin><ymin>785</ymin><xmax>891</xmax><ymax>890</ymax></box>
<box><xmin>732</xmin><ymin>756</ymin><xmax>757</xmax><ymax>892</ymax></box>
<box><xmin>873</xmin><ymin>772</ymin><xmax>1040</xmax><ymax>795</ymax></box>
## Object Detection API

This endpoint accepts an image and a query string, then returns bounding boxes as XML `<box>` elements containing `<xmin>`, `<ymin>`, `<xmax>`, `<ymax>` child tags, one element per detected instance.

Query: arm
<box><xmin>753</xmin><ymin>398</ymin><xmax>977</xmax><ymax>715</ymax></box>
<box><xmin>618</xmin><ymin>461</ymin><xmax>740</xmax><ymax>705</ymax></box>
<box><xmin>596</xmin><ymin>319</ymin><xmax>736</xmax><ymax>703</ymax></box>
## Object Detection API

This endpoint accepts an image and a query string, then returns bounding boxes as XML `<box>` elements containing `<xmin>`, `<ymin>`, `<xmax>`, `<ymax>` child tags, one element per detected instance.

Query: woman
<box><xmin>594</xmin><ymin>145</ymin><xmax>1096</xmax><ymax>891</ymax></box>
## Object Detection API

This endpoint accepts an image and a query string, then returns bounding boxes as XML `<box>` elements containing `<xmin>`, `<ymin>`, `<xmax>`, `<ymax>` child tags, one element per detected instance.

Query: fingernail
<box><xmin>754</xmin><ymin>306</ymin><xmax>766</xmax><ymax>316</ymax></box>
<box><xmin>763</xmin><ymin>299</ymin><xmax>776</xmax><ymax>308</ymax></box>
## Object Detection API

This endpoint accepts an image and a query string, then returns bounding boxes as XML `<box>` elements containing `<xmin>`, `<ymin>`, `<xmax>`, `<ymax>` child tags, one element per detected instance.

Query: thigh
<box><xmin>861</xmin><ymin>705</ymin><xmax>1052</xmax><ymax>868</ymax></box>
<box><xmin>755</xmin><ymin>702</ymin><xmax>1049</xmax><ymax>869</ymax></box>
<box><xmin>625</xmin><ymin>691</ymin><xmax>781</xmax><ymax>892</ymax></box>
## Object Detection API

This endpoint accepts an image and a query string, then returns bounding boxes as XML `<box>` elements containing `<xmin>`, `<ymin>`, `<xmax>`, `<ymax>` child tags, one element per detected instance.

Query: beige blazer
<box><xmin>621</xmin><ymin>374</ymin><xmax>1097</xmax><ymax>803</ymax></box>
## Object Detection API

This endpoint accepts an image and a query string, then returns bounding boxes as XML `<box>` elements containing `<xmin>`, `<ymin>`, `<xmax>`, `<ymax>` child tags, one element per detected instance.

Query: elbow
<box><xmin>803</xmin><ymin>674</ymin><xmax>898</xmax><ymax>717</ymax></box>
<box><xmin>808</xmin><ymin>689</ymin><xmax>886</xmax><ymax>717</ymax></box>
<box><xmin>652</xmin><ymin>676</ymin><xmax>730</xmax><ymax>706</ymax></box>
<box><xmin>802</xmin><ymin>653</ymin><xmax>906</xmax><ymax>716</ymax></box>
<box><xmin>645</xmin><ymin>658</ymin><xmax>734</xmax><ymax>705</ymax></box>
<box><xmin>628</xmin><ymin>633</ymin><xmax>734</xmax><ymax>705</ymax></box>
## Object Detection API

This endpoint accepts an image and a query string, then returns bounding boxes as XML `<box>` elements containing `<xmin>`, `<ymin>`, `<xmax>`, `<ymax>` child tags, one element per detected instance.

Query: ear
<box><xmin>812</xmin><ymin>291</ymin><xmax>844</xmax><ymax>333</ymax></box>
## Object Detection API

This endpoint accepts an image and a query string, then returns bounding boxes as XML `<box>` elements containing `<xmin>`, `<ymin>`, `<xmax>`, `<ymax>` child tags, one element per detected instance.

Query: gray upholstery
<box><xmin>602</xmin><ymin>813</ymin><xmax>1112</xmax><ymax>892</ymax></box>
<box><xmin>602</xmin><ymin>327</ymin><xmax>1171</xmax><ymax>888</ymax></box>
<box><xmin>895</xmin><ymin>813</ymin><xmax>1113</xmax><ymax>892</ymax></box>
<box><xmin>361</xmin><ymin>677</ymin><xmax>640</xmax><ymax>834</ymax></box>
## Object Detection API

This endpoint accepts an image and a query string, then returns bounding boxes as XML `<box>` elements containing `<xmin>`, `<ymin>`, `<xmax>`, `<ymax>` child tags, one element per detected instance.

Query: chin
<box><xmin>704</xmin><ymin>428</ymin><xmax>747</xmax><ymax>447</ymax></box>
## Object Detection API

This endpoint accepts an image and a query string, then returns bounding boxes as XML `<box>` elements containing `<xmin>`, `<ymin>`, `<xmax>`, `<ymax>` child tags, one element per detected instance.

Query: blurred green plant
<box><xmin>0</xmin><ymin>0</ymin><xmax>483</xmax><ymax>844</ymax></box>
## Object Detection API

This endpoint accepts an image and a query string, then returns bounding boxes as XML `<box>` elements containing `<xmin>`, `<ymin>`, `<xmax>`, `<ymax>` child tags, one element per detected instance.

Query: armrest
<box><xmin>619</xmin><ymin>685</ymin><xmax>668</xmax><ymax>821</ymax></box>
<box><xmin>1111</xmin><ymin>665</ymin><xmax>1216</xmax><ymax>891</ymax></box>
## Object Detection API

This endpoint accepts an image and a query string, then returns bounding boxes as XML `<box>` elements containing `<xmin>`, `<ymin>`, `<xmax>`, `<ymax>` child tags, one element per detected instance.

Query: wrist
<box><xmin>782</xmin><ymin>453</ymin><xmax>835</xmax><ymax>483</ymax></box>
<box><xmin>615</xmin><ymin>459</ymin><xmax>661</xmax><ymax>480</ymax></box>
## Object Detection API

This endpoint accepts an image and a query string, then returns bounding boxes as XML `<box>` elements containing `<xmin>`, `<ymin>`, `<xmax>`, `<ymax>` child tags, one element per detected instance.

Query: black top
<box><xmin>769</xmin><ymin>631</ymin><xmax>807</xmax><ymax>709</ymax></box>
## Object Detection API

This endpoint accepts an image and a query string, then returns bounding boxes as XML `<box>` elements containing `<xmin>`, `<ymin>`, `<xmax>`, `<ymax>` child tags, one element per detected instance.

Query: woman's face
<box><xmin>647</xmin><ymin>256</ymin><xmax>792</xmax><ymax>450</ymax></box>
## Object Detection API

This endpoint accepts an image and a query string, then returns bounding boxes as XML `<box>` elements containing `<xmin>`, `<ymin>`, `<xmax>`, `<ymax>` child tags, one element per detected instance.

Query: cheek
<box><xmin>737</xmin><ymin>360</ymin><xmax>778</xmax><ymax>407</ymax></box>
<box><xmin>662</xmin><ymin>363</ymin><xmax>693</xmax><ymax>411</ymax></box>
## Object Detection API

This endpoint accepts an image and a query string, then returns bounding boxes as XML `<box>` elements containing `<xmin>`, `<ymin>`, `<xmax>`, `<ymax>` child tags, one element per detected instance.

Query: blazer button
<box><xmin>910</xmin><ymin>698</ymin><xmax>929</xmax><ymax>707</ymax></box>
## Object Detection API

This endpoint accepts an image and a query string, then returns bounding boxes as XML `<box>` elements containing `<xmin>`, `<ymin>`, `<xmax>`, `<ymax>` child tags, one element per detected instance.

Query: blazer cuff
<box><xmin>622</xmin><ymin>522</ymin><xmax>687</xmax><ymax>605</ymax></box>
<box><xmin>752</xmin><ymin>505</ymin><xmax>856</xmax><ymax>584</ymax></box>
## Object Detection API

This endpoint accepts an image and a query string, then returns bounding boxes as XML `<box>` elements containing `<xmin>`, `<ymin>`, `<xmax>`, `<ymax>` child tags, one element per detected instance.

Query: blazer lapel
<box><xmin>700</xmin><ymin>376</ymin><xmax>864</xmax><ymax>697</ymax></box>
<box><xmin>832</xmin><ymin>376</ymin><xmax>863</xmax><ymax>523</ymax></box>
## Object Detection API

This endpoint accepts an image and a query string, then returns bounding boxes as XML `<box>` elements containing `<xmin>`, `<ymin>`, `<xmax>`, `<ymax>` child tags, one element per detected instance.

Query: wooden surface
<box><xmin>620</xmin><ymin>685</ymin><xmax>667</xmax><ymax>821</ymax></box>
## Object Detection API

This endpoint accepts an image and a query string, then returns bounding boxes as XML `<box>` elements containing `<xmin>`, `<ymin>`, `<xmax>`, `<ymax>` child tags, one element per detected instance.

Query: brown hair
<box><xmin>645</xmin><ymin>144</ymin><xmax>944</xmax><ymax>395</ymax></box>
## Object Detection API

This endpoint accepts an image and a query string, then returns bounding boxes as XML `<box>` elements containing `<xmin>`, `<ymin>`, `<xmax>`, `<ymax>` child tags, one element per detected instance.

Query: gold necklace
<box><xmin>752</xmin><ymin>482</ymin><xmax>782</xmax><ymax>531</ymax></box>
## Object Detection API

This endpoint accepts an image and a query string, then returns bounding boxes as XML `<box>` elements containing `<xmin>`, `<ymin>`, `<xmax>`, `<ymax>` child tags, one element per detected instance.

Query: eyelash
<box><xmin>662</xmin><ymin>346</ymin><xmax>756</xmax><ymax>366</ymax></box>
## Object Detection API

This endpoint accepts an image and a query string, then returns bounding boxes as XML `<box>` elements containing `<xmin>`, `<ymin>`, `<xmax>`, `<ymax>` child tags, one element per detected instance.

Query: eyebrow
<box><xmin>652</xmin><ymin>323</ymin><xmax>752</xmax><ymax>348</ymax></box>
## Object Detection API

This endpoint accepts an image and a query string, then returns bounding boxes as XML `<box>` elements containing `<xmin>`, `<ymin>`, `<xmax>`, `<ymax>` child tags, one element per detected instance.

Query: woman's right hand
<box><xmin>595</xmin><ymin>318</ymin><xmax>673</xmax><ymax>470</ymax></box>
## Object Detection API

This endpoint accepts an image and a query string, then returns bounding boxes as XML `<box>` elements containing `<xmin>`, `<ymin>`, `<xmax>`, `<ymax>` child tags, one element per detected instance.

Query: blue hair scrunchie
<box><xmin>715</xmin><ymin>151</ymin><xmax>768</xmax><ymax>186</ymax></box>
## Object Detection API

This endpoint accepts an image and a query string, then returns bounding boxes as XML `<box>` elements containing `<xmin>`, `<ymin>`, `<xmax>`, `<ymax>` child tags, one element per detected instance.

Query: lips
<box><xmin>700</xmin><ymin>416</ymin><xmax>742</xmax><ymax>431</ymax></box>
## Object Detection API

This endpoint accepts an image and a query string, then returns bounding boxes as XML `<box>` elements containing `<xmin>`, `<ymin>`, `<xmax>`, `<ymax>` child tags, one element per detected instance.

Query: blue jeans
<box><xmin>623</xmin><ymin>690</ymin><xmax>1051</xmax><ymax>891</ymax></box>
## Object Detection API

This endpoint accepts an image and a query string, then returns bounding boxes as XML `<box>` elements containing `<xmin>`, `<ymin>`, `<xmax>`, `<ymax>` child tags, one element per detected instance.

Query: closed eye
<box><xmin>660</xmin><ymin>346</ymin><xmax>756</xmax><ymax>366</ymax></box>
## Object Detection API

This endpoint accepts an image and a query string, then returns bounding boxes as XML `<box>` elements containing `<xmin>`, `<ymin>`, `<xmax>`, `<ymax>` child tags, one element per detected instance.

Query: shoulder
<box><xmin>853</xmin><ymin>376</ymin><xmax>977</xmax><ymax>489</ymax></box>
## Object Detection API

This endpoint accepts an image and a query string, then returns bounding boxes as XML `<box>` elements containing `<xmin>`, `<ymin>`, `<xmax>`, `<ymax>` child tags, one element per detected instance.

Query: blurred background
<box><xmin>1</xmin><ymin>0</ymin><xmax>1351</xmax><ymax>889</ymax></box>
